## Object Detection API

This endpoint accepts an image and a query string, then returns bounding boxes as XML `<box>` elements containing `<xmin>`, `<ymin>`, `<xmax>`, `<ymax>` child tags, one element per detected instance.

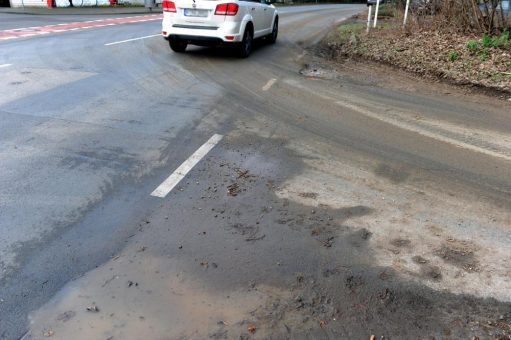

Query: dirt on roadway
<box><xmin>22</xmin><ymin>35</ymin><xmax>511</xmax><ymax>340</ymax></box>
<box><xmin>24</xmin><ymin>133</ymin><xmax>511</xmax><ymax>339</ymax></box>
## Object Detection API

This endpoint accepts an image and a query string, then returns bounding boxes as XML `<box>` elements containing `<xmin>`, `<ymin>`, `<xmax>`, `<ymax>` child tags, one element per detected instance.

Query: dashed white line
<box><xmin>262</xmin><ymin>78</ymin><xmax>277</xmax><ymax>91</ymax></box>
<box><xmin>151</xmin><ymin>134</ymin><xmax>223</xmax><ymax>198</ymax></box>
<box><xmin>104</xmin><ymin>33</ymin><xmax>161</xmax><ymax>46</ymax></box>
<box><xmin>0</xmin><ymin>63</ymin><xmax>12</xmax><ymax>68</ymax></box>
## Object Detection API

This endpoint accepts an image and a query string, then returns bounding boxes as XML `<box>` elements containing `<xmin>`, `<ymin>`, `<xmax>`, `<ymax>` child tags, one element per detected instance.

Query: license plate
<box><xmin>184</xmin><ymin>8</ymin><xmax>208</xmax><ymax>17</ymax></box>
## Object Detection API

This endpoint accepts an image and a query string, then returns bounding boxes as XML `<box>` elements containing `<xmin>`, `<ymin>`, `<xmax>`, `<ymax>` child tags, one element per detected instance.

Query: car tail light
<box><xmin>215</xmin><ymin>3</ymin><xmax>238</xmax><ymax>15</ymax></box>
<box><xmin>162</xmin><ymin>0</ymin><xmax>176</xmax><ymax>12</ymax></box>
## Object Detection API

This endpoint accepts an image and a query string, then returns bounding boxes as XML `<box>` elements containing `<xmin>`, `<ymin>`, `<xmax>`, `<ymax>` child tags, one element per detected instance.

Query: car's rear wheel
<box><xmin>169</xmin><ymin>40</ymin><xmax>187</xmax><ymax>53</ymax></box>
<box><xmin>268</xmin><ymin>17</ymin><xmax>278</xmax><ymax>44</ymax></box>
<box><xmin>238</xmin><ymin>25</ymin><xmax>253</xmax><ymax>58</ymax></box>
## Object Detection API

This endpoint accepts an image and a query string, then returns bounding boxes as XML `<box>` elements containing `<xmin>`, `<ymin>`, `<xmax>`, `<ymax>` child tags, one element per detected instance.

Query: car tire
<box><xmin>169</xmin><ymin>40</ymin><xmax>187</xmax><ymax>53</ymax></box>
<box><xmin>238</xmin><ymin>25</ymin><xmax>253</xmax><ymax>58</ymax></box>
<box><xmin>268</xmin><ymin>17</ymin><xmax>278</xmax><ymax>44</ymax></box>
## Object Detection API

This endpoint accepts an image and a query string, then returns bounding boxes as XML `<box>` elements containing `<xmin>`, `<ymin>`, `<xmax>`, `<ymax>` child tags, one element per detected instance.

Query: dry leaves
<box><xmin>227</xmin><ymin>183</ymin><xmax>241</xmax><ymax>196</ymax></box>
<box><xmin>328</xmin><ymin>20</ymin><xmax>511</xmax><ymax>93</ymax></box>
<box><xmin>247</xmin><ymin>324</ymin><xmax>257</xmax><ymax>333</ymax></box>
<box><xmin>43</xmin><ymin>330</ymin><xmax>54</xmax><ymax>337</ymax></box>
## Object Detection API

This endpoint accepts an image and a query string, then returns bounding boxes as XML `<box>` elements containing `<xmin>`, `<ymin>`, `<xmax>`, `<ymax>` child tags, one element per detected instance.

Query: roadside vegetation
<box><xmin>322</xmin><ymin>2</ymin><xmax>511</xmax><ymax>93</ymax></box>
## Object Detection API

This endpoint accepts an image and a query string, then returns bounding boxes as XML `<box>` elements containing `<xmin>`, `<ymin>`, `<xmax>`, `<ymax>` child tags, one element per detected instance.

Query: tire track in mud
<box><xmin>284</xmin><ymin>76</ymin><xmax>511</xmax><ymax>163</ymax></box>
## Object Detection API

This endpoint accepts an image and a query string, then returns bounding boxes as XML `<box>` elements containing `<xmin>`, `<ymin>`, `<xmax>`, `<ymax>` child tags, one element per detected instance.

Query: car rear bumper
<box><xmin>162</xmin><ymin>16</ymin><xmax>244</xmax><ymax>43</ymax></box>
<box><xmin>163</xmin><ymin>34</ymin><xmax>227</xmax><ymax>46</ymax></box>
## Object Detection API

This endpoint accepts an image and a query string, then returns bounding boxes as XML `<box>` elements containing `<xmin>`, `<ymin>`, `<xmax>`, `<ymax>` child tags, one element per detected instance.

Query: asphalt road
<box><xmin>1</xmin><ymin>5</ymin><xmax>511</xmax><ymax>340</ymax></box>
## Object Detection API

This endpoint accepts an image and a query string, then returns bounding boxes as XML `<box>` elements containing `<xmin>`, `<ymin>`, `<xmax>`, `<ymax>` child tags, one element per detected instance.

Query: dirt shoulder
<box><xmin>319</xmin><ymin>13</ymin><xmax>511</xmax><ymax>95</ymax></box>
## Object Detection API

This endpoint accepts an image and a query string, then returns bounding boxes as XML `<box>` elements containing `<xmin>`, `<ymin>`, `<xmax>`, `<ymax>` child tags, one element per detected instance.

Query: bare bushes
<box><xmin>410</xmin><ymin>0</ymin><xmax>510</xmax><ymax>33</ymax></box>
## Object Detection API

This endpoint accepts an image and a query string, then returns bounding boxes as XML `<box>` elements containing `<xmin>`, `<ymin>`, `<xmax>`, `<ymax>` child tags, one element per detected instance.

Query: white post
<box><xmin>367</xmin><ymin>5</ymin><xmax>372</xmax><ymax>33</ymax></box>
<box><xmin>403</xmin><ymin>0</ymin><xmax>411</xmax><ymax>26</ymax></box>
<box><xmin>373</xmin><ymin>0</ymin><xmax>380</xmax><ymax>28</ymax></box>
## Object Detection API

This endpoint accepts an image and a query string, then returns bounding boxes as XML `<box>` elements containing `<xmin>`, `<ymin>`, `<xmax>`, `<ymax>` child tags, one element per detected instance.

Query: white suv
<box><xmin>161</xmin><ymin>0</ymin><xmax>278</xmax><ymax>57</ymax></box>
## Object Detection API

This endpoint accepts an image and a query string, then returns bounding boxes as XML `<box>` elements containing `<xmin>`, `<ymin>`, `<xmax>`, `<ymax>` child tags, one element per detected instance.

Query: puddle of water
<box><xmin>25</xmin><ymin>249</ymin><xmax>281</xmax><ymax>339</ymax></box>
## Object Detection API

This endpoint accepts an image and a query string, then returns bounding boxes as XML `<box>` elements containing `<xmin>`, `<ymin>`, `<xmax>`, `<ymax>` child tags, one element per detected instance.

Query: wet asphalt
<box><xmin>1</xmin><ymin>4</ymin><xmax>511</xmax><ymax>340</ymax></box>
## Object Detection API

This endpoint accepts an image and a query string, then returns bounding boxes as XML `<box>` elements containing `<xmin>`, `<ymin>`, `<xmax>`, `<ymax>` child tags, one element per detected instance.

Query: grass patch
<box><xmin>338</xmin><ymin>23</ymin><xmax>366</xmax><ymax>36</ymax></box>
<box><xmin>481</xmin><ymin>31</ymin><xmax>509</xmax><ymax>48</ymax></box>
<box><xmin>377</xmin><ymin>4</ymin><xmax>397</xmax><ymax>18</ymax></box>
<box><xmin>466</xmin><ymin>40</ymin><xmax>478</xmax><ymax>50</ymax></box>
<box><xmin>466</xmin><ymin>30</ymin><xmax>509</xmax><ymax>52</ymax></box>
<box><xmin>330</xmin><ymin>22</ymin><xmax>366</xmax><ymax>44</ymax></box>
<box><xmin>448</xmin><ymin>51</ymin><xmax>459</xmax><ymax>61</ymax></box>
<box><xmin>479</xmin><ymin>49</ymin><xmax>489</xmax><ymax>61</ymax></box>
<box><xmin>490</xmin><ymin>72</ymin><xmax>511</xmax><ymax>82</ymax></box>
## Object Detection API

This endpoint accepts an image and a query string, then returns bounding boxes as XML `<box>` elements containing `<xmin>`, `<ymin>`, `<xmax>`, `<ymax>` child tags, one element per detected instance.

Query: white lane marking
<box><xmin>0</xmin><ymin>64</ymin><xmax>12</xmax><ymax>68</ymax></box>
<box><xmin>151</xmin><ymin>134</ymin><xmax>224</xmax><ymax>198</ymax></box>
<box><xmin>104</xmin><ymin>34</ymin><xmax>161</xmax><ymax>46</ymax></box>
<box><xmin>262</xmin><ymin>78</ymin><xmax>277</xmax><ymax>91</ymax></box>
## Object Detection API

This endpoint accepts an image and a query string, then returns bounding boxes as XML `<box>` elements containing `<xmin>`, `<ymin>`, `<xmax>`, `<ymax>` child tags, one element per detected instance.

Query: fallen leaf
<box><xmin>227</xmin><ymin>183</ymin><xmax>241</xmax><ymax>196</ymax></box>
<box><xmin>247</xmin><ymin>324</ymin><xmax>257</xmax><ymax>333</ymax></box>
<box><xmin>43</xmin><ymin>330</ymin><xmax>54</xmax><ymax>337</ymax></box>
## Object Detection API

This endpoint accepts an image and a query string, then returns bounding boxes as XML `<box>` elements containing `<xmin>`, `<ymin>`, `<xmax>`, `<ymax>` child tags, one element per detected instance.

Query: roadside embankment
<box><xmin>320</xmin><ymin>11</ymin><xmax>511</xmax><ymax>94</ymax></box>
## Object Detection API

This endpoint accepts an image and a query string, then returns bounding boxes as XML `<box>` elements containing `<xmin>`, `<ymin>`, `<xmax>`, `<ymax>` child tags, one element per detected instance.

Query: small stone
<box><xmin>86</xmin><ymin>304</ymin><xmax>99</xmax><ymax>313</ymax></box>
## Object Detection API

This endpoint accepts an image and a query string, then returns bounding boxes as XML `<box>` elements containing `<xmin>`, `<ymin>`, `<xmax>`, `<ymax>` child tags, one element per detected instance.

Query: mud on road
<box><xmin>25</xmin><ymin>133</ymin><xmax>511</xmax><ymax>339</ymax></box>
<box><xmin>13</xmin><ymin>14</ymin><xmax>511</xmax><ymax>339</ymax></box>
